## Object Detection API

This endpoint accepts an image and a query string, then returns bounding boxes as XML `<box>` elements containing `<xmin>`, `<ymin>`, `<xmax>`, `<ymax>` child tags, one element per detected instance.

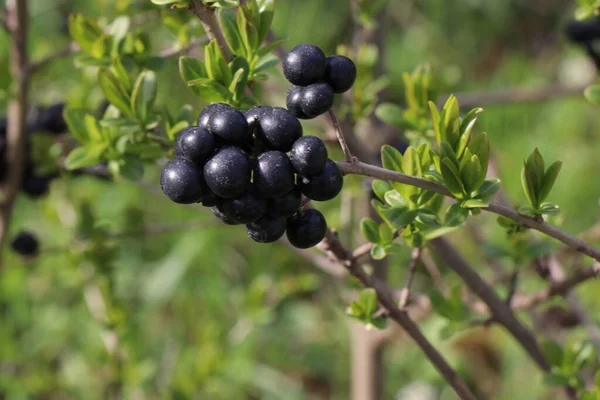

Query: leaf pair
<box><xmin>520</xmin><ymin>148</ymin><xmax>562</xmax><ymax>215</ymax></box>
<box><xmin>346</xmin><ymin>289</ymin><xmax>387</xmax><ymax>330</ymax></box>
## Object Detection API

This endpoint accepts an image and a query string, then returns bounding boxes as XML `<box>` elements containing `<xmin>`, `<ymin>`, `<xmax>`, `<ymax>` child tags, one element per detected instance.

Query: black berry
<box><xmin>324</xmin><ymin>55</ymin><xmax>357</xmax><ymax>93</ymax></box>
<box><xmin>204</xmin><ymin>146</ymin><xmax>251</xmax><ymax>198</ymax></box>
<box><xmin>221</xmin><ymin>190</ymin><xmax>267</xmax><ymax>224</ymax></box>
<box><xmin>283</xmin><ymin>44</ymin><xmax>327</xmax><ymax>86</ymax></box>
<box><xmin>290</xmin><ymin>136</ymin><xmax>328</xmax><ymax>176</ymax></box>
<box><xmin>298</xmin><ymin>159</ymin><xmax>343</xmax><ymax>201</ymax></box>
<box><xmin>256</xmin><ymin>107</ymin><xmax>303</xmax><ymax>152</ymax></box>
<box><xmin>300</xmin><ymin>82</ymin><xmax>335</xmax><ymax>118</ymax></box>
<box><xmin>286</xmin><ymin>86</ymin><xmax>311</xmax><ymax>119</ymax></box>
<box><xmin>208</xmin><ymin>105</ymin><xmax>249</xmax><ymax>144</ymax></box>
<box><xmin>254</xmin><ymin>151</ymin><xmax>295</xmax><ymax>198</ymax></box>
<box><xmin>246</xmin><ymin>216</ymin><xmax>286</xmax><ymax>243</ymax></box>
<box><xmin>201</xmin><ymin>189</ymin><xmax>219</xmax><ymax>207</ymax></box>
<box><xmin>211</xmin><ymin>205</ymin><xmax>239</xmax><ymax>225</ymax></box>
<box><xmin>160</xmin><ymin>158</ymin><xmax>205</xmax><ymax>204</ymax></box>
<box><xmin>197</xmin><ymin>102</ymin><xmax>231</xmax><ymax>129</ymax></box>
<box><xmin>11</xmin><ymin>231</ymin><xmax>39</xmax><ymax>256</ymax></box>
<box><xmin>267</xmin><ymin>188</ymin><xmax>302</xmax><ymax>218</ymax></box>
<box><xmin>286</xmin><ymin>209</ymin><xmax>327</xmax><ymax>249</ymax></box>
<box><xmin>245</xmin><ymin>105</ymin><xmax>271</xmax><ymax>132</ymax></box>
<box><xmin>22</xmin><ymin>174</ymin><xmax>52</xmax><ymax>198</ymax></box>
<box><xmin>175</xmin><ymin>126</ymin><xmax>216</xmax><ymax>166</ymax></box>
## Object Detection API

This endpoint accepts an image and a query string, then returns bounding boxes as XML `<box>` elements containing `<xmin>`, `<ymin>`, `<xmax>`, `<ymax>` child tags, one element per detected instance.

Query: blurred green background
<box><xmin>2</xmin><ymin>0</ymin><xmax>600</xmax><ymax>399</ymax></box>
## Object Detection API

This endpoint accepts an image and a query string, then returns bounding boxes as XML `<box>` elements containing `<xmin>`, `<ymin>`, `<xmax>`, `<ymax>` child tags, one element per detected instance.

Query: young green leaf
<box><xmin>526</xmin><ymin>148</ymin><xmax>545</xmax><ymax>195</ymax></box>
<box><xmin>386</xmin><ymin>208</ymin><xmax>418</xmax><ymax>227</ymax></box>
<box><xmin>130</xmin><ymin>70</ymin><xmax>157</xmax><ymax>123</ymax></box>
<box><xmin>359</xmin><ymin>288</ymin><xmax>378</xmax><ymax>316</ymax></box>
<box><xmin>64</xmin><ymin>144</ymin><xmax>107</xmax><ymax>170</ymax></box>
<box><xmin>372</xmin><ymin>180</ymin><xmax>392</xmax><ymax>201</ymax></box>
<box><xmin>256</xmin><ymin>0</ymin><xmax>274</xmax><ymax>45</ymax></box>
<box><xmin>98</xmin><ymin>69</ymin><xmax>133</xmax><ymax>116</ymax></box>
<box><xmin>360</xmin><ymin>218</ymin><xmax>380</xmax><ymax>244</ymax></box>
<box><xmin>440</xmin><ymin>158</ymin><xmax>465</xmax><ymax>198</ymax></box>
<box><xmin>428</xmin><ymin>101</ymin><xmax>442</xmax><ymax>146</ymax></box>
<box><xmin>381</xmin><ymin>145</ymin><xmax>403</xmax><ymax>173</ymax></box>
<box><xmin>379</xmin><ymin>223</ymin><xmax>393</xmax><ymax>245</ymax></box>
<box><xmin>218</xmin><ymin>8</ymin><xmax>245</xmax><ymax>56</ymax></box>
<box><xmin>444</xmin><ymin>203</ymin><xmax>469</xmax><ymax>227</ymax></box>
<box><xmin>473</xmin><ymin>178</ymin><xmax>500</xmax><ymax>203</ymax></box>
<box><xmin>375</xmin><ymin>103</ymin><xmax>404</xmax><ymax>127</ymax></box>
<box><xmin>370</xmin><ymin>244</ymin><xmax>387</xmax><ymax>260</ymax></box>
<box><xmin>584</xmin><ymin>84</ymin><xmax>600</xmax><ymax>105</ymax></box>
<box><xmin>538</xmin><ymin>161</ymin><xmax>562</xmax><ymax>203</ymax></box>
<box><xmin>521</xmin><ymin>161</ymin><xmax>538</xmax><ymax>208</ymax></box>
<box><xmin>64</xmin><ymin>108</ymin><xmax>92</xmax><ymax>144</ymax></box>
<box><xmin>384</xmin><ymin>190</ymin><xmax>408</xmax><ymax>208</ymax></box>
<box><xmin>68</xmin><ymin>14</ymin><xmax>103</xmax><ymax>56</ymax></box>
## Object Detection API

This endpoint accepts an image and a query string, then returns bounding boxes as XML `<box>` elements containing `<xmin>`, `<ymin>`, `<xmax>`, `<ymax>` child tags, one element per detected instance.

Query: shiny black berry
<box><xmin>300</xmin><ymin>82</ymin><xmax>335</xmax><ymax>118</ymax></box>
<box><xmin>290</xmin><ymin>136</ymin><xmax>328</xmax><ymax>176</ymax></box>
<box><xmin>11</xmin><ymin>231</ymin><xmax>39</xmax><ymax>256</ymax></box>
<box><xmin>197</xmin><ymin>102</ymin><xmax>231</xmax><ymax>129</ymax></box>
<box><xmin>324</xmin><ymin>55</ymin><xmax>357</xmax><ymax>93</ymax></box>
<box><xmin>211</xmin><ymin>205</ymin><xmax>239</xmax><ymax>225</ymax></box>
<box><xmin>208</xmin><ymin>105</ymin><xmax>249</xmax><ymax>145</ymax></box>
<box><xmin>267</xmin><ymin>188</ymin><xmax>302</xmax><ymax>218</ymax></box>
<box><xmin>256</xmin><ymin>107</ymin><xmax>303</xmax><ymax>152</ymax></box>
<box><xmin>221</xmin><ymin>190</ymin><xmax>267</xmax><ymax>224</ymax></box>
<box><xmin>204</xmin><ymin>146</ymin><xmax>251</xmax><ymax>198</ymax></box>
<box><xmin>245</xmin><ymin>105</ymin><xmax>271</xmax><ymax>132</ymax></box>
<box><xmin>286</xmin><ymin>209</ymin><xmax>327</xmax><ymax>249</ymax></box>
<box><xmin>286</xmin><ymin>86</ymin><xmax>311</xmax><ymax>119</ymax></box>
<box><xmin>160</xmin><ymin>158</ymin><xmax>205</xmax><ymax>204</ymax></box>
<box><xmin>298</xmin><ymin>159</ymin><xmax>343</xmax><ymax>201</ymax></box>
<box><xmin>246</xmin><ymin>216</ymin><xmax>287</xmax><ymax>243</ymax></box>
<box><xmin>283</xmin><ymin>44</ymin><xmax>327</xmax><ymax>86</ymax></box>
<box><xmin>254</xmin><ymin>151</ymin><xmax>295</xmax><ymax>198</ymax></box>
<box><xmin>175</xmin><ymin>126</ymin><xmax>216</xmax><ymax>166</ymax></box>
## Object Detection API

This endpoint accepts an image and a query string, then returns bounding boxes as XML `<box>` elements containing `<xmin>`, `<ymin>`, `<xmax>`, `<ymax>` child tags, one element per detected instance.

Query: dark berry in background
<box><xmin>175</xmin><ymin>126</ymin><xmax>216</xmax><ymax>166</ymax></box>
<box><xmin>267</xmin><ymin>187</ymin><xmax>302</xmax><ymax>218</ymax></box>
<box><xmin>246</xmin><ymin>216</ymin><xmax>287</xmax><ymax>243</ymax></box>
<box><xmin>300</xmin><ymin>82</ymin><xmax>335</xmax><ymax>118</ymax></box>
<box><xmin>324</xmin><ymin>55</ymin><xmax>357</xmax><ymax>94</ymax></box>
<box><xmin>208</xmin><ymin>105</ymin><xmax>249</xmax><ymax>145</ymax></box>
<box><xmin>197</xmin><ymin>102</ymin><xmax>231</xmax><ymax>129</ymax></box>
<box><xmin>283</xmin><ymin>44</ymin><xmax>327</xmax><ymax>86</ymax></box>
<box><xmin>211</xmin><ymin>205</ymin><xmax>239</xmax><ymax>225</ymax></box>
<box><xmin>254</xmin><ymin>151</ymin><xmax>295</xmax><ymax>198</ymax></box>
<box><xmin>11</xmin><ymin>231</ymin><xmax>39</xmax><ymax>256</ymax></box>
<box><xmin>255</xmin><ymin>107</ymin><xmax>303</xmax><ymax>152</ymax></box>
<box><xmin>160</xmin><ymin>158</ymin><xmax>205</xmax><ymax>204</ymax></box>
<box><xmin>299</xmin><ymin>159</ymin><xmax>343</xmax><ymax>201</ymax></box>
<box><xmin>290</xmin><ymin>136</ymin><xmax>328</xmax><ymax>176</ymax></box>
<box><xmin>286</xmin><ymin>209</ymin><xmax>327</xmax><ymax>249</ymax></box>
<box><xmin>22</xmin><ymin>174</ymin><xmax>53</xmax><ymax>198</ymax></box>
<box><xmin>31</xmin><ymin>103</ymin><xmax>67</xmax><ymax>135</ymax></box>
<box><xmin>203</xmin><ymin>146</ymin><xmax>251</xmax><ymax>198</ymax></box>
<box><xmin>221</xmin><ymin>190</ymin><xmax>267</xmax><ymax>224</ymax></box>
<box><xmin>286</xmin><ymin>86</ymin><xmax>311</xmax><ymax>120</ymax></box>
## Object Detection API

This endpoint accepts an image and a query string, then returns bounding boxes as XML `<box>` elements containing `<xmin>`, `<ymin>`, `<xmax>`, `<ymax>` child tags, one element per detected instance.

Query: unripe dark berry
<box><xmin>324</xmin><ymin>55</ymin><xmax>357</xmax><ymax>93</ymax></box>
<box><xmin>267</xmin><ymin>188</ymin><xmax>302</xmax><ymax>218</ymax></box>
<box><xmin>256</xmin><ymin>107</ymin><xmax>303</xmax><ymax>152</ymax></box>
<box><xmin>208</xmin><ymin>105</ymin><xmax>249</xmax><ymax>145</ymax></box>
<box><xmin>246</xmin><ymin>216</ymin><xmax>286</xmax><ymax>243</ymax></box>
<box><xmin>286</xmin><ymin>209</ymin><xmax>327</xmax><ymax>249</ymax></box>
<box><xmin>221</xmin><ymin>190</ymin><xmax>267</xmax><ymax>224</ymax></box>
<box><xmin>160</xmin><ymin>157</ymin><xmax>205</xmax><ymax>204</ymax></box>
<box><xmin>11</xmin><ymin>231</ymin><xmax>39</xmax><ymax>256</ymax></box>
<box><xmin>245</xmin><ymin>105</ymin><xmax>271</xmax><ymax>132</ymax></box>
<box><xmin>283</xmin><ymin>44</ymin><xmax>327</xmax><ymax>86</ymax></box>
<box><xmin>290</xmin><ymin>136</ymin><xmax>328</xmax><ymax>176</ymax></box>
<box><xmin>300</xmin><ymin>82</ymin><xmax>335</xmax><ymax>118</ymax></box>
<box><xmin>203</xmin><ymin>146</ymin><xmax>251</xmax><ymax>198</ymax></box>
<box><xmin>298</xmin><ymin>159</ymin><xmax>343</xmax><ymax>201</ymax></box>
<box><xmin>175</xmin><ymin>126</ymin><xmax>216</xmax><ymax>166</ymax></box>
<box><xmin>197</xmin><ymin>102</ymin><xmax>230</xmax><ymax>129</ymax></box>
<box><xmin>286</xmin><ymin>86</ymin><xmax>311</xmax><ymax>120</ymax></box>
<box><xmin>211</xmin><ymin>205</ymin><xmax>239</xmax><ymax>225</ymax></box>
<box><xmin>254</xmin><ymin>151</ymin><xmax>295</xmax><ymax>198</ymax></box>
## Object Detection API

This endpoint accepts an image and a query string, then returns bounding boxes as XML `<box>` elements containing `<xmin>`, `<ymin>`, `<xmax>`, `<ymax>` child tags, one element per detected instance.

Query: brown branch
<box><xmin>399</xmin><ymin>247</ymin><xmax>422</xmax><ymax>309</ymax></box>
<box><xmin>190</xmin><ymin>1</ymin><xmax>233</xmax><ymax>62</ymax></box>
<box><xmin>328</xmin><ymin>109</ymin><xmax>355</xmax><ymax>162</ymax></box>
<box><xmin>0</xmin><ymin>0</ymin><xmax>30</xmax><ymax>268</ymax></box>
<box><xmin>318</xmin><ymin>230</ymin><xmax>478</xmax><ymax>400</ymax></box>
<box><xmin>336</xmin><ymin>160</ymin><xmax>600</xmax><ymax>262</ymax></box>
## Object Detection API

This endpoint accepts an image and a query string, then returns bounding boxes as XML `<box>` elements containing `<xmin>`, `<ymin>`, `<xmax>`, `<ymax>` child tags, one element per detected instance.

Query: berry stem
<box><xmin>399</xmin><ymin>247</ymin><xmax>422</xmax><ymax>309</ymax></box>
<box><xmin>328</xmin><ymin>109</ymin><xmax>355</xmax><ymax>163</ymax></box>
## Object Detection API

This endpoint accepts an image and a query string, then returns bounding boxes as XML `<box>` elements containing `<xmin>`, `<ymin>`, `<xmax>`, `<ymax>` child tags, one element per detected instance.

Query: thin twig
<box><xmin>336</xmin><ymin>160</ymin><xmax>600</xmax><ymax>262</ymax></box>
<box><xmin>328</xmin><ymin>109</ymin><xmax>355</xmax><ymax>162</ymax></box>
<box><xmin>190</xmin><ymin>0</ymin><xmax>233</xmax><ymax>62</ymax></box>
<box><xmin>399</xmin><ymin>247</ymin><xmax>423</xmax><ymax>309</ymax></box>
<box><xmin>0</xmin><ymin>0</ymin><xmax>30</xmax><ymax>268</ymax></box>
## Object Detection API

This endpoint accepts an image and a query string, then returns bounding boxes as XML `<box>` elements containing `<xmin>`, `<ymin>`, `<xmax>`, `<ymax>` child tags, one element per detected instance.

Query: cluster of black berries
<box><xmin>160</xmin><ymin>102</ymin><xmax>344</xmax><ymax>248</ymax></box>
<box><xmin>284</xmin><ymin>44</ymin><xmax>357</xmax><ymax>119</ymax></box>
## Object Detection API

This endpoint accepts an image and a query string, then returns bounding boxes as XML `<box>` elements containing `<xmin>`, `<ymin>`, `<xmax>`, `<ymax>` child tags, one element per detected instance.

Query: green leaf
<box><xmin>179</xmin><ymin>56</ymin><xmax>208</xmax><ymax>94</ymax></box>
<box><xmin>360</xmin><ymin>218</ymin><xmax>380</xmax><ymax>244</ymax></box>
<box><xmin>204</xmin><ymin>40</ymin><xmax>230</xmax><ymax>84</ymax></box>
<box><xmin>384</xmin><ymin>190</ymin><xmax>408</xmax><ymax>208</ymax></box>
<box><xmin>542</xmin><ymin>340</ymin><xmax>564</xmax><ymax>367</ymax></box>
<box><xmin>473</xmin><ymin>178</ymin><xmax>500</xmax><ymax>203</ymax></box>
<box><xmin>187</xmin><ymin>80</ymin><xmax>231</xmax><ymax>102</ymax></box>
<box><xmin>256</xmin><ymin>38</ymin><xmax>285</xmax><ymax>58</ymax></box>
<box><xmin>461</xmin><ymin>199</ymin><xmax>489</xmax><ymax>208</ymax></box>
<box><xmin>218</xmin><ymin>8</ymin><xmax>245</xmax><ymax>56</ymax></box>
<box><xmin>64</xmin><ymin>145</ymin><xmax>106</xmax><ymax>170</ymax></box>
<box><xmin>359</xmin><ymin>289</ymin><xmax>378</xmax><ymax>316</ymax></box>
<box><xmin>254</xmin><ymin>53</ymin><xmax>279</xmax><ymax>74</ymax></box>
<box><xmin>98</xmin><ymin>69</ymin><xmax>133</xmax><ymax>116</ymax></box>
<box><xmin>63</xmin><ymin>108</ymin><xmax>91</xmax><ymax>144</ymax></box>
<box><xmin>460</xmin><ymin>154</ymin><xmax>480</xmax><ymax>194</ymax></box>
<box><xmin>370</xmin><ymin>244</ymin><xmax>387</xmax><ymax>260</ymax></box>
<box><xmin>256</xmin><ymin>0</ymin><xmax>274</xmax><ymax>45</ymax></box>
<box><xmin>539</xmin><ymin>202</ymin><xmax>561</xmax><ymax>216</ymax></box>
<box><xmin>237</xmin><ymin>7</ymin><xmax>259</xmax><ymax>56</ymax></box>
<box><xmin>381</xmin><ymin>145</ymin><xmax>403</xmax><ymax>172</ymax></box>
<box><xmin>526</xmin><ymin>148</ymin><xmax>545</xmax><ymax>195</ymax></box>
<box><xmin>442</xmin><ymin>95</ymin><xmax>460</xmax><ymax>150</ymax></box>
<box><xmin>228</xmin><ymin>56</ymin><xmax>250</xmax><ymax>102</ymax></box>
<box><xmin>112</xmin><ymin>56</ymin><xmax>132</xmax><ymax>93</ymax></box>
<box><xmin>585</xmin><ymin>84</ymin><xmax>600</xmax><ymax>105</ymax></box>
<box><xmin>379</xmin><ymin>224</ymin><xmax>393</xmax><ymax>244</ymax></box>
<box><xmin>444</xmin><ymin>203</ymin><xmax>469</xmax><ymax>227</ymax></box>
<box><xmin>118</xmin><ymin>157</ymin><xmax>144</xmax><ymax>181</ymax></box>
<box><xmin>375</xmin><ymin>103</ymin><xmax>404</xmax><ymax>127</ymax></box>
<box><xmin>68</xmin><ymin>14</ymin><xmax>103</xmax><ymax>56</ymax></box>
<box><xmin>107</xmin><ymin>15</ymin><xmax>130</xmax><ymax>45</ymax></box>
<box><xmin>538</xmin><ymin>161</ymin><xmax>562</xmax><ymax>203</ymax></box>
<box><xmin>372</xmin><ymin>180</ymin><xmax>392</xmax><ymax>201</ymax></box>
<box><xmin>386</xmin><ymin>208</ymin><xmax>418</xmax><ymax>227</ymax></box>
<box><xmin>130</xmin><ymin>70</ymin><xmax>157</xmax><ymax>123</ymax></box>
<box><xmin>428</xmin><ymin>101</ymin><xmax>442</xmax><ymax>146</ymax></box>
<box><xmin>544</xmin><ymin>371</ymin><xmax>571</xmax><ymax>387</ymax></box>
<box><xmin>415</xmin><ymin>210</ymin><xmax>441</xmax><ymax>228</ymax></box>
<box><xmin>521</xmin><ymin>161</ymin><xmax>538</xmax><ymax>208</ymax></box>
<box><xmin>440</xmin><ymin>158</ymin><xmax>465</xmax><ymax>198</ymax></box>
